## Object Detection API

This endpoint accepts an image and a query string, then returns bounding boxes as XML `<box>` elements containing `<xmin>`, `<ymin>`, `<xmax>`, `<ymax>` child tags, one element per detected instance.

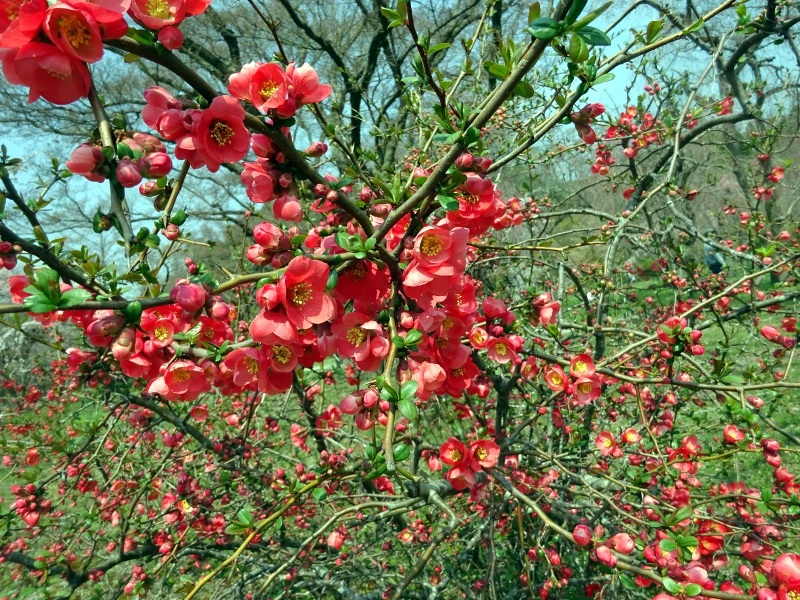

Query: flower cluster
<box><xmin>67</xmin><ymin>132</ymin><xmax>173</xmax><ymax>188</ymax></box>
<box><xmin>0</xmin><ymin>239</ymin><xmax>19</xmax><ymax>270</ymax></box>
<box><xmin>569</xmin><ymin>102</ymin><xmax>605</xmax><ymax>145</ymax></box>
<box><xmin>542</xmin><ymin>353</ymin><xmax>602</xmax><ymax>406</ymax></box>
<box><xmin>439</xmin><ymin>437</ymin><xmax>500</xmax><ymax>490</ymax></box>
<box><xmin>228</xmin><ymin>61</ymin><xmax>332</xmax><ymax>119</ymax></box>
<box><xmin>0</xmin><ymin>0</ymin><xmax>210</xmax><ymax>105</ymax></box>
<box><xmin>143</xmin><ymin>89</ymin><xmax>249</xmax><ymax>173</ymax></box>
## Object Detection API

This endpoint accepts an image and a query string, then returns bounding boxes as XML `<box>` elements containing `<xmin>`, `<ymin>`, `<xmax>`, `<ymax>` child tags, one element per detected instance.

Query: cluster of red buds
<box><xmin>0</xmin><ymin>240</ymin><xmax>21</xmax><ymax>270</ymax></box>
<box><xmin>11</xmin><ymin>483</ymin><xmax>51</xmax><ymax>527</ymax></box>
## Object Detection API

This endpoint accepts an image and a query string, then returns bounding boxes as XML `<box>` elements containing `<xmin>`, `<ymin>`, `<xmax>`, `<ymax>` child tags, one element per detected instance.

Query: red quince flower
<box><xmin>569</xmin><ymin>353</ymin><xmax>596</xmax><ymax>377</ymax></box>
<box><xmin>543</xmin><ymin>364</ymin><xmax>567</xmax><ymax>392</ymax></box>
<box><xmin>43</xmin><ymin>2</ymin><xmax>103</xmax><ymax>63</ymax></box>
<box><xmin>595</xmin><ymin>431</ymin><xmax>621</xmax><ymax>458</ymax></box>
<box><xmin>0</xmin><ymin>0</ymin><xmax>46</xmax><ymax>48</ymax></box>
<box><xmin>440</xmin><ymin>437</ymin><xmax>469</xmax><ymax>467</ymax></box>
<box><xmin>248</xmin><ymin>62</ymin><xmax>287</xmax><ymax>112</ymax></box>
<box><xmin>468</xmin><ymin>439</ymin><xmax>499</xmax><ymax>471</ymax></box>
<box><xmin>195</xmin><ymin>95</ymin><xmax>250</xmax><ymax>171</ymax></box>
<box><xmin>128</xmin><ymin>0</ymin><xmax>185</xmax><ymax>29</ymax></box>
<box><xmin>2</xmin><ymin>42</ymin><xmax>90</xmax><ymax>104</ymax></box>
<box><xmin>286</xmin><ymin>61</ymin><xmax>332</xmax><ymax>106</ymax></box>
<box><xmin>278</xmin><ymin>256</ymin><xmax>336</xmax><ymax>329</ymax></box>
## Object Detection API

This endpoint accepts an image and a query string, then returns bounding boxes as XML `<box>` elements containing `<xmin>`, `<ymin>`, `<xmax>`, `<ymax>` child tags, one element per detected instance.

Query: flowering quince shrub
<box><xmin>0</xmin><ymin>0</ymin><xmax>799</xmax><ymax>599</ymax></box>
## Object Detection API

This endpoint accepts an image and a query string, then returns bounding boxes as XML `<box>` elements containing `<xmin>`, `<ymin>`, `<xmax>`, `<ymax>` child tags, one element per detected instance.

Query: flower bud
<box><xmin>162</xmin><ymin>223</ymin><xmax>180</xmax><ymax>241</ymax></box>
<box><xmin>139</xmin><ymin>152</ymin><xmax>172</xmax><ymax>178</ymax></box>
<box><xmin>158</xmin><ymin>25</ymin><xmax>184</xmax><ymax>50</ymax></box>
<box><xmin>305</xmin><ymin>141</ymin><xmax>328</xmax><ymax>157</ymax></box>
<box><xmin>170</xmin><ymin>282</ymin><xmax>207</xmax><ymax>313</ymax></box>
<box><xmin>116</xmin><ymin>157</ymin><xmax>142</xmax><ymax>188</ymax></box>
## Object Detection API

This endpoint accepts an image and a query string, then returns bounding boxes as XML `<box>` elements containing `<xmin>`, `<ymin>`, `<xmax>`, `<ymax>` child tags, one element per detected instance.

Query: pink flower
<box><xmin>286</xmin><ymin>61</ymin><xmax>332</xmax><ymax>106</ymax></box>
<box><xmin>277</xmin><ymin>256</ymin><xmax>336</xmax><ymax>329</ymax></box>
<box><xmin>157</xmin><ymin>25</ymin><xmax>183</xmax><ymax>49</ymax></box>
<box><xmin>595</xmin><ymin>431</ymin><xmax>621</xmax><ymax>458</ymax></box>
<box><xmin>43</xmin><ymin>3</ymin><xmax>103</xmax><ymax>63</ymax></box>
<box><xmin>487</xmin><ymin>337</ymin><xmax>517</xmax><ymax>364</ymax></box>
<box><xmin>129</xmin><ymin>0</ymin><xmax>184</xmax><ymax>29</ymax></box>
<box><xmin>543</xmin><ymin>365</ymin><xmax>567</xmax><ymax>392</ymax></box>
<box><xmin>116</xmin><ymin>157</ymin><xmax>142</xmax><ymax>188</ymax></box>
<box><xmin>139</xmin><ymin>152</ymin><xmax>172</xmax><ymax>178</ymax></box>
<box><xmin>194</xmin><ymin>95</ymin><xmax>250</xmax><ymax>171</ymax></box>
<box><xmin>241</xmin><ymin>160</ymin><xmax>279</xmax><ymax>203</ymax></box>
<box><xmin>722</xmin><ymin>424</ymin><xmax>745</xmax><ymax>444</ymax></box>
<box><xmin>273</xmin><ymin>194</ymin><xmax>303</xmax><ymax>222</ymax></box>
<box><xmin>66</xmin><ymin>143</ymin><xmax>106</xmax><ymax>182</ymax></box>
<box><xmin>440</xmin><ymin>437</ymin><xmax>469</xmax><ymax>467</ymax></box>
<box><xmin>2</xmin><ymin>42</ymin><xmax>90</xmax><ymax>104</ymax></box>
<box><xmin>170</xmin><ymin>281</ymin><xmax>207</xmax><ymax>313</ymax></box>
<box><xmin>573</xmin><ymin>524</ymin><xmax>592</xmax><ymax>547</ymax></box>
<box><xmin>468</xmin><ymin>439</ymin><xmax>500</xmax><ymax>471</ymax></box>
<box><xmin>0</xmin><ymin>0</ymin><xmax>47</xmax><ymax>49</ymax></box>
<box><xmin>248</xmin><ymin>62</ymin><xmax>287</xmax><ymax>112</ymax></box>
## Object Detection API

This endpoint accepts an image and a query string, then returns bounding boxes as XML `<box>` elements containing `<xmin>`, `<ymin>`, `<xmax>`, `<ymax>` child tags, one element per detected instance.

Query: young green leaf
<box><xmin>398</xmin><ymin>397</ymin><xmax>417</xmax><ymax>420</ymax></box>
<box><xmin>527</xmin><ymin>17</ymin><xmax>561</xmax><ymax>40</ymax></box>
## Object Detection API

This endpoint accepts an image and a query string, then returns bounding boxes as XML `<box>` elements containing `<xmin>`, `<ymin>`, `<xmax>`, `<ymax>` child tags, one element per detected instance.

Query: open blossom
<box><xmin>468</xmin><ymin>439</ymin><xmax>500</xmax><ymax>471</ymax></box>
<box><xmin>146</xmin><ymin>359</ymin><xmax>210</xmax><ymax>402</ymax></box>
<box><xmin>194</xmin><ymin>95</ymin><xmax>250</xmax><ymax>171</ymax></box>
<box><xmin>278</xmin><ymin>256</ymin><xmax>336</xmax><ymax>329</ymax></box>
<box><xmin>2</xmin><ymin>42</ymin><xmax>91</xmax><ymax>104</ymax></box>
<box><xmin>772</xmin><ymin>554</ymin><xmax>800</xmax><ymax>600</ymax></box>
<box><xmin>595</xmin><ymin>431</ymin><xmax>622</xmax><ymax>458</ymax></box>
<box><xmin>440</xmin><ymin>437</ymin><xmax>469</xmax><ymax>467</ymax></box>
<box><xmin>43</xmin><ymin>3</ymin><xmax>104</xmax><ymax>63</ymax></box>
<box><xmin>543</xmin><ymin>365</ymin><xmax>567</xmax><ymax>392</ymax></box>
<box><xmin>530</xmin><ymin>292</ymin><xmax>560</xmax><ymax>326</ymax></box>
<box><xmin>248</xmin><ymin>62</ymin><xmax>287</xmax><ymax>112</ymax></box>
<box><xmin>285</xmin><ymin>61</ymin><xmax>332</xmax><ymax>106</ymax></box>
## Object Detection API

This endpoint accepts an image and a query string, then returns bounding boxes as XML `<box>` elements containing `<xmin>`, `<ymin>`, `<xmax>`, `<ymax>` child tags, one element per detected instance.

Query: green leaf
<box><xmin>428</xmin><ymin>42</ymin><xmax>450</xmax><ymax>56</ymax></box>
<box><xmin>619</xmin><ymin>573</ymin><xmax>636</xmax><ymax>590</ymax></box>
<box><xmin>23</xmin><ymin>293</ymin><xmax>57</xmax><ymax>314</ymax></box>
<box><xmin>484</xmin><ymin>61</ymin><xmax>510</xmax><ymax>79</ymax></box>
<box><xmin>592</xmin><ymin>73</ymin><xmax>615</xmax><ymax>85</ymax></box>
<box><xmin>464</xmin><ymin>126</ymin><xmax>481</xmax><ymax>146</ymax></box>
<box><xmin>312</xmin><ymin>487</ymin><xmax>327</xmax><ymax>501</ymax></box>
<box><xmin>512</xmin><ymin>81</ymin><xmax>534</xmax><ymax>98</ymax></box>
<box><xmin>393</xmin><ymin>443</ymin><xmax>410</xmax><ymax>461</ymax></box>
<box><xmin>237</xmin><ymin>509</ymin><xmax>254</xmax><ymax>527</ymax></box>
<box><xmin>34</xmin><ymin>268</ymin><xmax>59</xmax><ymax>295</ymax></box>
<box><xmin>398</xmin><ymin>397</ymin><xmax>417</xmax><ymax>421</ymax></box>
<box><xmin>405</xmin><ymin>329</ymin><xmax>423</xmax><ymax>345</ymax></box>
<box><xmin>439</xmin><ymin>194</ymin><xmax>459</xmax><ymax>211</ymax></box>
<box><xmin>400</xmin><ymin>380</ymin><xmax>419</xmax><ymax>401</ymax></box>
<box><xmin>58</xmin><ymin>288</ymin><xmax>92</xmax><ymax>308</ymax></box>
<box><xmin>671</xmin><ymin>505</ymin><xmax>693</xmax><ymax>524</ymax></box>
<box><xmin>676</xmin><ymin>535</ymin><xmax>698</xmax><ymax>548</ymax></box>
<box><xmin>659</xmin><ymin>538</ymin><xmax>678</xmax><ymax>552</ymax></box>
<box><xmin>662</xmin><ymin>576</ymin><xmax>680</xmax><ymax>595</ymax></box>
<box><xmin>364</xmin><ymin>237</ymin><xmax>376</xmax><ymax>251</ymax></box>
<box><xmin>646</xmin><ymin>20</ymin><xmax>662</xmax><ymax>42</ymax></box>
<box><xmin>575</xmin><ymin>25</ymin><xmax>611</xmax><ymax>46</ymax></box>
<box><xmin>569</xmin><ymin>33</ymin><xmax>589</xmax><ymax>62</ymax></box>
<box><xmin>528</xmin><ymin>2</ymin><xmax>541</xmax><ymax>24</ymax></box>
<box><xmin>684</xmin><ymin>583</ymin><xmax>702</xmax><ymax>597</ymax></box>
<box><xmin>326</xmin><ymin>269</ymin><xmax>339</xmax><ymax>291</ymax></box>
<box><xmin>565</xmin><ymin>0</ymin><xmax>588</xmax><ymax>24</ymax></box>
<box><xmin>527</xmin><ymin>17</ymin><xmax>561</xmax><ymax>40</ymax></box>
<box><xmin>170</xmin><ymin>209</ymin><xmax>187</xmax><ymax>226</ymax></box>
<box><xmin>225</xmin><ymin>523</ymin><xmax>247</xmax><ymax>535</ymax></box>
<box><xmin>685</xmin><ymin>18</ymin><xmax>704</xmax><ymax>33</ymax></box>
